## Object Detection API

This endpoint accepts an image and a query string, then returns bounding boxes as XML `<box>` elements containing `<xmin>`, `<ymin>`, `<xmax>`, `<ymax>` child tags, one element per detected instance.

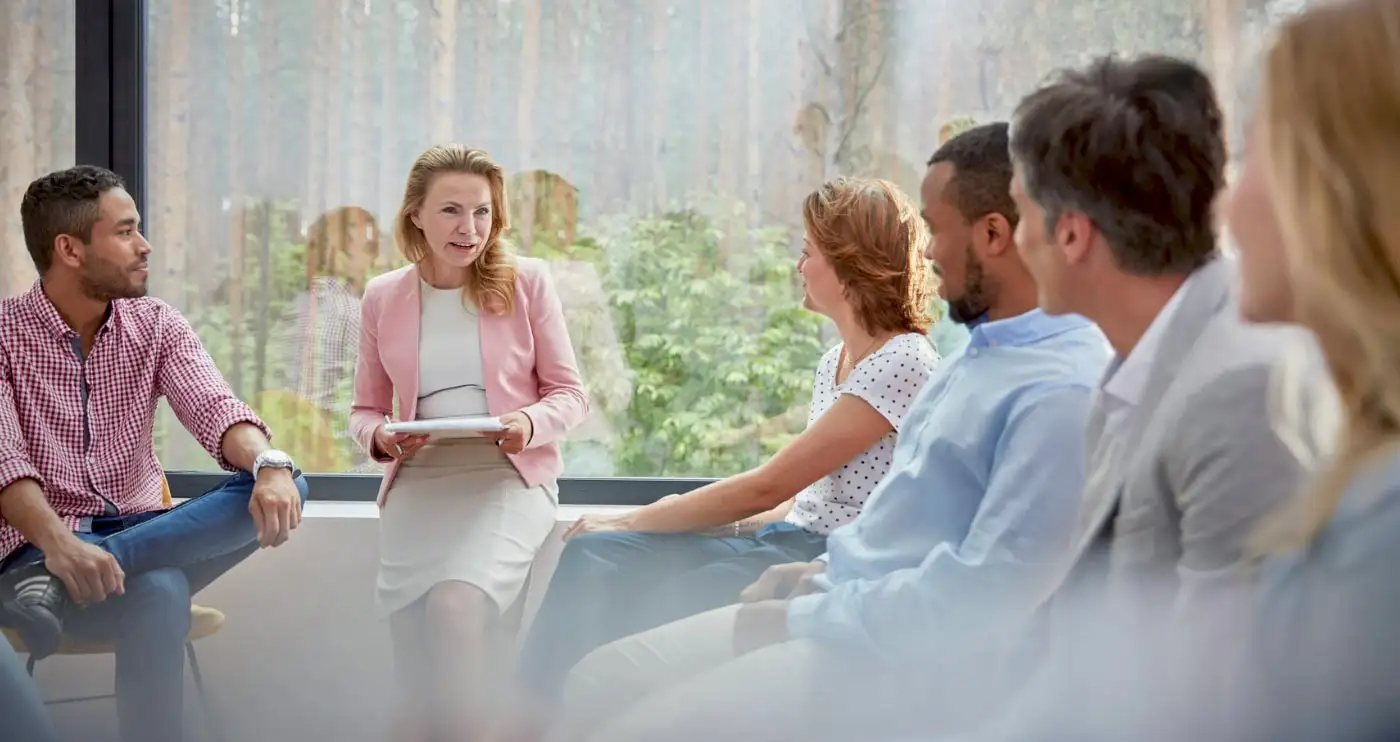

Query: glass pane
<box><xmin>144</xmin><ymin>0</ymin><xmax>1305</xmax><ymax>476</ymax></box>
<box><xmin>0</xmin><ymin>0</ymin><xmax>76</xmax><ymax>299</ymax></box>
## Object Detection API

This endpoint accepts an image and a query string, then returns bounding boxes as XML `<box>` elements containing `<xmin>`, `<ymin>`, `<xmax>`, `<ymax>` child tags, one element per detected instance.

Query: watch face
<box><xmin>260</xmin><ymin>450</ymin><xmax>294</xmax><ymax>468</ymax></box>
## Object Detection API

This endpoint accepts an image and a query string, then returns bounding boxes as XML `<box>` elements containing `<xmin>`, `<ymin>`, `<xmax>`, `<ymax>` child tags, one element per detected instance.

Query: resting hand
<box><xmin>562</xmin><ymin>512</ymin><xmax>636</xmax><ymax>541</ymax></box>
<box><xmin>45</xmin><ymin>534</ymin><xmax>124</xmax><ymax>605</ymax></box>
<box><xmin>740</xmin><ymin>560</ymin><xmax>827</xmax><ymax>603</ymax></box>
<box><xmin>249</xmin><ymin>468</ymin><xmax>303</xmax><ymax>548</ymax></box>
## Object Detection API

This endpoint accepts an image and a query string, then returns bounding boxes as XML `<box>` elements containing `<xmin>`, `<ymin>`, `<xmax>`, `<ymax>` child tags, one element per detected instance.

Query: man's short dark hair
<box><xmin>20</xmin><ymin>165</ymin><xmax>127</xmax><ymax>274</ymax></box>
<box><xmin>928</xmin><ymin>122</ymin><xmax>1018</xmax><ymax>228</ymax></box>
<box><xmin>1009</xmin><ymin>54</ymin><xmax>1226</xmax><ymax>276</ymax></box>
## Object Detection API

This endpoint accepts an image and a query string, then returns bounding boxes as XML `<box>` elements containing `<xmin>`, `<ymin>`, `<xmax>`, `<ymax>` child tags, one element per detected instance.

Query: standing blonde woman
<box><xmin>1241</xmin><ymin>0</ymin><xmax>1400</xmax><ymax>738</ymax></box>
<box><xmin>350</xmin><ymin>145</ymin><xmax>588</xmax><ymax>741</ymax></box>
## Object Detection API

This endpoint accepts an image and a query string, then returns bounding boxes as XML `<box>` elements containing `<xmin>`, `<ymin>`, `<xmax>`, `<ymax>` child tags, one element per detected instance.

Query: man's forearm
<box><xmin>219</xmin><ymin>422</ymin><xmax>272</xmax><ymax>474</ymax></box>
<box><xmin>0</xmin><ymin>478</ymin><xmax>74</xmax><ymax>552</ymax></box>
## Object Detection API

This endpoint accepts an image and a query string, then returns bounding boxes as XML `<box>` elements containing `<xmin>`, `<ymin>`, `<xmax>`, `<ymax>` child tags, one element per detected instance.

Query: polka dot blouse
<box><xmin>786</xmin><ymin>333</ymin><xmax>940</xmax><ymax>535</ymax></box>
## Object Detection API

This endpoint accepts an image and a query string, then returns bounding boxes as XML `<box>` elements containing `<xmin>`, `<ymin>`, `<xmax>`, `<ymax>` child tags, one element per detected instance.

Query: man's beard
<box><xmin>947</xmin><ymin>243</ymin><xmax>990</xmax><ymax>325</ymax></box>
<box><xmin>80</xmin><ymin>258</ymin><xmax>147</xmax><ymax>302</ymax></box>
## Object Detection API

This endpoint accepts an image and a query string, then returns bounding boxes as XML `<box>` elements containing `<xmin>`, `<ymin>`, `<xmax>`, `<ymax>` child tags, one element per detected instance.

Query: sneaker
<box><xmin>0</xmin><ymin>564</ymin><xmax>68</xmax><ymax>660</ymax></box>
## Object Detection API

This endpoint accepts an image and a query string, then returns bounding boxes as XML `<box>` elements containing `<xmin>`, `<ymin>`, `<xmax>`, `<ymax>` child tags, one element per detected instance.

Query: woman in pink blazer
<box><xmin>349</xmin><ymin>144</ymin><xmax>588</xmax><ymax>742</ymax></box>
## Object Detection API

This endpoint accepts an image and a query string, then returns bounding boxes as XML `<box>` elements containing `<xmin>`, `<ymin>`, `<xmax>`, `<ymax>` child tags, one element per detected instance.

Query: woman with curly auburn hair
<box><xmin>349</xmin><ymin>144</ymin><xmax>588</xmax><ymax>741</ymax></box>
<box><xmin>516</xmin><ymin>176</ymin><xmax>941</xmax><ymax>711</ymax></box>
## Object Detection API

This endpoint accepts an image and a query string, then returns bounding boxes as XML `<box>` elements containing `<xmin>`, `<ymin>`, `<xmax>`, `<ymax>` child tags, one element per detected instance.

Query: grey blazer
<box><xmin>1061</xmin><ymin>256</ymin><xmax>1309</xmax><ymax>617</ymax></box>
<box><xmin>976</xmin><ymin>258</ymin><xmax>1317</xmax><ymax>742</ymax></box>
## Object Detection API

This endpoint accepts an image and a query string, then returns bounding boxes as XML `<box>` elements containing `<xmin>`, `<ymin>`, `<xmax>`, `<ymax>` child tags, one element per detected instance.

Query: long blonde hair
<box><xmin>396</xmin><ymin>145</ymin><xmax>518</xmax><ymax>314</ymax></box>
<box><xmin>1256</xmin><ymin>0</ymin><xmax>1400</xmax><ymax>550</ymax></box>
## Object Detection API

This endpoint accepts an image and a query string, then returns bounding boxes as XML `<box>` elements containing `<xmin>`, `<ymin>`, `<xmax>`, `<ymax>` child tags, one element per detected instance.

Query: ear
<box><xmin>980</xmin><ymin>213</ymin><xmax>1015</xmax><ymax>258</ymax></box>
<box><xmin>51</xmin><ymin>234</ymin><xmax>85</xmax><ymax>270</ymax></box>
<box><xmin>1057</xmin><ymin>212</ymin><xmax>1096</xmax><ymax>266</ymax></box>
<box><xmin>410</xmin><ymin>208</ymin><xmax>423</xmax><ymax>232</ymax></box>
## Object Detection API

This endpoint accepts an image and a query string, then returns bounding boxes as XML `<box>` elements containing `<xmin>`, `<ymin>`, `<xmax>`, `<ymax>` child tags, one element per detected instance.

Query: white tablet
<box><xmin>383</xmin><ymin>416</ymin><xmax>507</xmax><ymax>438</ymax></box>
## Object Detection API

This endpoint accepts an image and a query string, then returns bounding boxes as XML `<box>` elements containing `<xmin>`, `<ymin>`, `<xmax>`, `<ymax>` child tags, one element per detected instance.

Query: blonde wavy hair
<box><xmin>396</xmin><ymin>145</ymin><xmax>518</xmax><ymax>314</ymax></box>
<box><xmin>1256</xmin><ymin>0</ymin><xmax>1400</xmax><ymax>551</ymax></box>
<box><xmin>801</xmin><ymin>177</ymin><xmax>938</xmax><ymax>335</ymax></box>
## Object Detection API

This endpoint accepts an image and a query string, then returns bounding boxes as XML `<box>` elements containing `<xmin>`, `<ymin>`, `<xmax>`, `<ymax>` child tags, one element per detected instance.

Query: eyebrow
<box><xmin>115</xmin><ymin>216</ymin><xmax>140</xmax><ymax>229</ymax></box>
<box><xmin>440</xmin><ymin>200</ymin><xmax>492</xmax><ymax>209</ymax></box>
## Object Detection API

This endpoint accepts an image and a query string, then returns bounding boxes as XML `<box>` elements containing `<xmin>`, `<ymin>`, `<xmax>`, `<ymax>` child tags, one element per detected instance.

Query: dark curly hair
<box><xmin>20</xmin><ymin>165</ymin><xmax>127</xmax><ymax>274</ymax></box>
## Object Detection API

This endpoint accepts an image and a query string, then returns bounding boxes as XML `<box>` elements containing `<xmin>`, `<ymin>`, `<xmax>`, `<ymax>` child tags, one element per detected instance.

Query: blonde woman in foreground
<box><xmin>1240</xmin><ymin>0</ymin><xmax>1400</xmax><ymax>738</ymax></box>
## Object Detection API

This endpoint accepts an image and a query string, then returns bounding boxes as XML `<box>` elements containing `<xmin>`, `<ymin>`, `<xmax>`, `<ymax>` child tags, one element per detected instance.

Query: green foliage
<box><xmin>591</xmin><ymin>207</ymin><xmax>827</xmax><ymax>476</ymax></box>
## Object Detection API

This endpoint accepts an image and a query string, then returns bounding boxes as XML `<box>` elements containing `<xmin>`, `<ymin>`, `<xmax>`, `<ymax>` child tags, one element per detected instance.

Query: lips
<box><xmin>449</xmin><ymin>241</ymin><xmax>478</xmax><ymax>252</ymax></box>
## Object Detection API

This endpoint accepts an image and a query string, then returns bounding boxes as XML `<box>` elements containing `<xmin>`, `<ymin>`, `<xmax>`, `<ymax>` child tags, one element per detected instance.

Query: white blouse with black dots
<box><xmin>786</xmin><ymin>332</ymin><xmax>940</xmax><ymax>535</ymax></box>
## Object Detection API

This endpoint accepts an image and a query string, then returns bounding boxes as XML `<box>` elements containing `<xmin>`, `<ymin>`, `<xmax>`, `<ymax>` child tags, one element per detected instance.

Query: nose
<box><xmin>136</xmin><ymin>233</ymin><xmax>153</xmax><ymax>256</ymax></box>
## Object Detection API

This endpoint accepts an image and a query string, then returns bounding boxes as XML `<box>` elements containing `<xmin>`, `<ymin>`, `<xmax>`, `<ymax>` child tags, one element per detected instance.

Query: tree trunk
<box><xmin>517</xmin><ymin>0</ymin><xmax>542</xmax><ymax>167</ymax></box>
<box><xmin>0</xmin><ymin>1</ymin><xmax>39</xmax><ymax>297</ymax></box>
<box><xmin>1203</xmin><ymin>0</ymin><xmax>1245</xmax><ymax>126</ymax></box>
<box><xmin>225</xmin><ymin>0</ymin><xmax>247</xmax><ymax>398</ymax></box>
<box><xmin>429</xmin><ymin>0</ymin><xmax>457</xmax><ymax>144</ymax></box>
<box><xmin>377</xmin><ymin>0</ymin><xmax>400</xmax><ymax>271</ymax></box>
<box><xmin>154</xmin><ymin>0</ymin><xmax>191</xmax><ymax>309</ymax></box>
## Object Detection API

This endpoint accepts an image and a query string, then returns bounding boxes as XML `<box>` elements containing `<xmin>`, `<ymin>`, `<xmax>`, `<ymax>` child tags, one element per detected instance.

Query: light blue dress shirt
<box><xmin>786</xmin><ymin>309</ymin><xmax>1112</xmax><ymax>664</ymax></box>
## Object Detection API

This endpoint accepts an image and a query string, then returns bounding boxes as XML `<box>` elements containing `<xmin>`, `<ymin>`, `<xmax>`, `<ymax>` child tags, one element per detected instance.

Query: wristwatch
<box><xmin>253</xmin><ymin>449</ymin><xmax>297</xmax><ymax>479</ymax></box>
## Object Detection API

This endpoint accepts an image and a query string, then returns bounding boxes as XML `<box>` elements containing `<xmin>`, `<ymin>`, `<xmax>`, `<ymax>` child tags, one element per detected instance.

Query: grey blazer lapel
<box><xmin>1136</xmin><ymin>256</ymin><xmax>1234</xmax><ymax>407</ymax></box>
<box><xmin>1065</xmin><ymin>257</ymin><xmax>1234</xmax><ymax>569</ymax></box>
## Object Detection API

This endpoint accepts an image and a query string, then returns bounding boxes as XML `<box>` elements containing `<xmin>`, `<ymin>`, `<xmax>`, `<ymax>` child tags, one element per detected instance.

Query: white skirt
<box><xmin>375</xmin><ymin>438</ymin><xmax>559</xmax><ymax>619</ymax></box>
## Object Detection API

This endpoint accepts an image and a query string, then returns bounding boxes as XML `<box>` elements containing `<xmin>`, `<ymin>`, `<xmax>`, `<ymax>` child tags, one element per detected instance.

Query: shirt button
<box><xmin>968</xmin><ymin>348</ymin><xmax>980</xmax><ymax>357</ymax></box>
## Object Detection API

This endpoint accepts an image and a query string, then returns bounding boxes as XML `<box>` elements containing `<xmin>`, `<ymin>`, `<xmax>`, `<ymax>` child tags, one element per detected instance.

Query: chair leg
<box><xmin>186</xmin><ymin>642</ymin><xmax>227</xmax><ymax>742</ymax></box>
<box><xmin>26</xmin><ymin>655</ymin><xmax>118</xmax><ymax>705</ymax></box>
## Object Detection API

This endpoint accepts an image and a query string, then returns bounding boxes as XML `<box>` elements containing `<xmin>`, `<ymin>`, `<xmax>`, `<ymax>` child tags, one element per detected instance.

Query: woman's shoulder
<box><xmin>363</xmin><ymin>264</ymin><xmax>417</xmax><ymax>301</ymax></box>
<box><xmin>866</xmin><ymin>333</ymin><xmax>939</xmax><ymax>370</ymax></box>
<box><xmin>816</xmin><ymin>342</ymin><xmax>844</xmax><ymax>372</ymax></box>
<box><xmin>511</xmin><ymin>254</ymin><xmax>551</xmax><ymax>285</ymax></box>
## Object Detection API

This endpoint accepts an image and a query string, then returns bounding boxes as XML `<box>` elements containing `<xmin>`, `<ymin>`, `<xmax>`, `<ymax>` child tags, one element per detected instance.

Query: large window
<box><xmin>140</xmin><ymin>0</ymin><xmax>1297</xmax><ymax>477</ymax></box>
<box><xmin>0</xmin><ymin>0</ymin><xmax>76</xmax><ymax>299</ymax></box>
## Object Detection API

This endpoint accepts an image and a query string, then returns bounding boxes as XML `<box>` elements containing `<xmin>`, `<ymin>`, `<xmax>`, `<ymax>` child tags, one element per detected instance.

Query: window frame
<box><xmin>75</xmin><ymin>0</ymin><xmax>714</xmax><ymax>504</ymax></box>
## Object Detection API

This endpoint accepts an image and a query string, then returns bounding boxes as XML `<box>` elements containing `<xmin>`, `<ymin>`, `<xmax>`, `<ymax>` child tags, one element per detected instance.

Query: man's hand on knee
<box><xmin>45</xmin><ymin>535</ymin><xmax>125</xmax><ymax>604</ymax></box>
<box><xmin>740</xmin><ymin>560</ymin><xmax>826</xmax><ymax>603</ymax></box>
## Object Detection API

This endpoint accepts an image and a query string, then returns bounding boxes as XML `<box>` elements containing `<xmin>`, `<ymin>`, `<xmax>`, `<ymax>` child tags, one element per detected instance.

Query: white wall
<box><xmin>30</xmin><ymin>503</ymin><xmax>625</xmax><ymax>742</ymax></box>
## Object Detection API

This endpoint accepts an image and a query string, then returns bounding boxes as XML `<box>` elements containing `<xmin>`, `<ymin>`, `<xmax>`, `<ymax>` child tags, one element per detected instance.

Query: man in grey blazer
<box><xmin>975</xmin><ymin>54</ymin><xmax>1312</xmax><ymax>739</ymax></box>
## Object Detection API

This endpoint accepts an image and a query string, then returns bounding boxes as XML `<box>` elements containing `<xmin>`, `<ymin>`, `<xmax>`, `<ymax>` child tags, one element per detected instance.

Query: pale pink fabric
<box><xmin>349</xmin><ymin>257</ymin><xmax>589</xmax><ymax>506</ymax></box>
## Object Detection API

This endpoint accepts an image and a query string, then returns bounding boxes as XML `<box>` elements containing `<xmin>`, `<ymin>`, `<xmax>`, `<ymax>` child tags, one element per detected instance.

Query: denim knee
<box><xmin>122</xmin><ymin>567</ymin><xmax>193</xmax><ymax>637</ymax></box>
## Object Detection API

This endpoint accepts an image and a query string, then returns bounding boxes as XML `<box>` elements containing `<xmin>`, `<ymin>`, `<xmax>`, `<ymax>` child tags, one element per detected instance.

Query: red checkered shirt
<box><xmin>0</xmin><ymin>283</ymin><xmax>269</xmax><ymax>561</ymax></box>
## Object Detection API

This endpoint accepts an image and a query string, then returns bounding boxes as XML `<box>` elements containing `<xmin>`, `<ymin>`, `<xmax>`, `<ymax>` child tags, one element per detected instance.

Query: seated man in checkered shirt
<box><xmin>0</xmin><ymin>166</ymin><xmax>309</xmax><ymax>742</ymax></box>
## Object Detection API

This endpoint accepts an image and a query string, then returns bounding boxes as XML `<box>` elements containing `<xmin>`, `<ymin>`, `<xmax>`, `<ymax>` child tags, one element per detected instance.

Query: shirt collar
<box><xmin>1101</xmin><ymin>270</ymin><xmax>1196</xmax><ymax>407</ymax></box>
<box><xmin>21</xmin><ymin>281</ymin><xmax>122</xmax><ymax>340</ymax></box>
<box><xmin>966</xmin><ymin>308</ymin><xmax>1094</xmax><ymax>350</ymax></box>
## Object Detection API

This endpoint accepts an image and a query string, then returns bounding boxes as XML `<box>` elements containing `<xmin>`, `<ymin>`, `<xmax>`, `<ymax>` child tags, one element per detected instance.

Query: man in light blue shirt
<box><xmin>544</xmin><ymin>123</ymin><xmax>1112</xmax><ymax>742</ymax></box>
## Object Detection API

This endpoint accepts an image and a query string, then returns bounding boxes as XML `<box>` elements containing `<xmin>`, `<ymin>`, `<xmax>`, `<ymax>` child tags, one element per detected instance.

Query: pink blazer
<box><xmin>349</xmin><ymin>257</ymin><xmax>589</xmax><ymax>506</ymax></box>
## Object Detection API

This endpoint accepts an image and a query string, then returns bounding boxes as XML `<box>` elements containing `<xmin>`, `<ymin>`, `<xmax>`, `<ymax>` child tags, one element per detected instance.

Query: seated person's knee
<box><xmin>425</xmin><ymin>581</ymin><xmax>494</xmax><ymax>630</ymax></box>
<box><xmin>123</xmin><ymin>567</ymin><xmax>193</xmax><ymax>632</ymax></box>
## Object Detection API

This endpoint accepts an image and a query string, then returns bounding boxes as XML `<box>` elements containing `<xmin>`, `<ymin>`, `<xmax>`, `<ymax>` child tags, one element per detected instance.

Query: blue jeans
<box><xmin>2</xmin><ymin>634</ymin><xmax>57</xmax><ymax>742</ymax></box>
<box><xmin>0</xmin><ymin>471</ymin><xmax>309</xmax><ymax>742</ymax></box>
<box><xmin>518</xmin><ymin>521</ymin><xmax>827</xmax><ymax>701</ymax></box>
